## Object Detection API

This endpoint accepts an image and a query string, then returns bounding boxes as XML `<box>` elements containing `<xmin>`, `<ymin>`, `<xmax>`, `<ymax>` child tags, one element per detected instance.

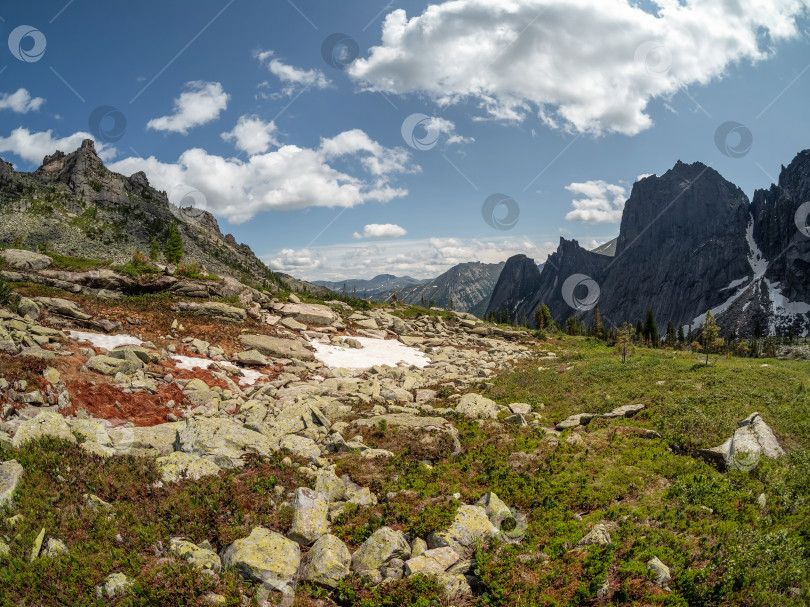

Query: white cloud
<box><xmin>265</xmin><ymin>236</ymin><xmax>557</xmax><ymax>281</ymax></box>
<box><xmin>109</xmin><ymin>129</ymin><xmax>411</xmax><ymax>224</ymax></box>
<box><xmin>0</xmin><ymin>128</ymin><xmax>117</xmax><ymax>165</ymax></box>
<box><xmin>257</xmin><ymin>50</ymin><xmax>331</xmax><ymax>96</ymax></box>
<box><xmin>221</xmin><ymin>115</ymin><xmax>279</xmax><ymax>155</ymax></box>
<box><xmin>565</xmin><ymin>180</ymin><xmax>628</xmax><ymax>224</ymax></box>
<box><xmin>349</xmin><ymin>0</ymin><xmax>809</xmax><ymax>135</ymax></box>
<box><xmin>636</xmin><ymin>173</ymin><xmax>654</xmax><ymax>181</ymax></box>
<box><xmin>353</xmin><ymin>223</ymin><xmax>408</xmax><ymax>239</ymax></box>
<box><xmin>147</xmin><ymin>81</ymin><xmax>229</xmax><ymax>134</ymax></box>
<box><xmin>0</xmin><ymin>89</ymin><xmax>45</xmax><ymax>113</ymax></box>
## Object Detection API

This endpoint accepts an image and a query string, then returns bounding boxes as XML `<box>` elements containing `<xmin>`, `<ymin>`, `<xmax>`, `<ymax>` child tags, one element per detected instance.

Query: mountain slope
<box><xmin>391</xmin><ymin>261</ymin><xmax>506</xmax><ymax>315</ymax></box>
<box><xmin>487</xmin><ymin>152</ymin><xmax>810</xmax><ymax>337</ymax></box>
<box><xmin>0</xmin><ymin>140</ymin><xmax>328</xmax><ymax>295</ymax></box>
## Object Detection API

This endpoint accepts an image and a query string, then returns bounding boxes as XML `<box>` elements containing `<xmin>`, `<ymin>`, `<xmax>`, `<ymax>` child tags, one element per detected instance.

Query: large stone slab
<box><xmin>174</xmin><ymin>301</ymin><xmax>246</xmax><ymax>322</ymax></box>
<box><xmin>427</xmin><ymin>505</ymin><xmax>498</xmax><ymax>557</ymax></box>
<box><xmin>12</xmin><ymin>411</ymin><xmax>76</xmax><ymax>447</ymax></box>
<box><xmin>455</xmin><ymin>393</ymin><xmax>499</xmax><ymax>420</ymax></box>
<box><xmin>174</xmin><ymin>417</ymin><xmax>277</xmax><ymax>468</ymax></box>
<box><xmin>303</xmin><ymin>534</ymin><xmax>351</xmax><ymax>588</ymax></box>
<box><xmin>239</xmin><ymin>334</ymin><xmax>314</xmax><ymax>361</ymax></box>
<box><xmin>699</xmin><ymin>412</ymin><xmax>784</xmax><ymax>471</ymax></box>
<box><xmin>281</xmin><ymin>303</ymin><xmax>337</xmax><ymax>326</ymax></box>
<box><xmin>351</xmin><ymin>527</ymin><xmax>410</xmax><ymax>573</ymax></box>
<box><xmin>221</xmin><ymin>527</ymin><xmax>300</xmax><ymax>591</ymax></box>
<box><xmin>288</xmin><ymin>487</ymin><xmax>329</xmax><ymax>545</ymax></box>
<box><xmin>0</xmin><ymin>249</ymin><xmax>52</xmax><ymax>271</ymax></box>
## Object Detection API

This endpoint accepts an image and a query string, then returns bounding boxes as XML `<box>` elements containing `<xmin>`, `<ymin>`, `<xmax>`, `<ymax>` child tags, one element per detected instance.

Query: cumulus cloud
<box><xmin>256</xmin><ymin>50</ymin><xmax>331</xmax><ymax>96</ymax></box>
<box><xmin>109</xmin><ymin>128</ymin><xmax>412</xmax><ymax>224</ymax></box>
<box><xmin>265</xmin><ymin>236</ymin><xmax>557</xmax><ymax>281</ymax></box>
<box><xmin>353</xmin><ymin>223</ymin><xmax>407</xmax><ymax>239</ymax></box>
<box><xmin>349</xmin><ymin>0</ymin><xmax>809</xmax><ymax>135</ymax></box>
<box><xmin>0</xmin><ymin>89</ymin><xmax>45</xmax><ymax>113</ymax></box>
<box><xmin>221</xmin><ymin>115</ymin><xmax>279</xmax><ymax>155</ymax></box>
<box><xmin>565</xmin><ymin>180</ymin><xmax>628</xmax><ymax>224</ymax></box>
<box><xmin>0</xmin><ymin>128</ymin><xmax>117</xmax><ymax>165</ymax></box>
<box><xmin>147</xmin><ymin>81</ymin><xmax>229</xmax><ymax>134</ymax></box>
<box><xmin>636</xmin><ymin>173</ymin><xmax>654</xmax><ymax>181</ymax></box>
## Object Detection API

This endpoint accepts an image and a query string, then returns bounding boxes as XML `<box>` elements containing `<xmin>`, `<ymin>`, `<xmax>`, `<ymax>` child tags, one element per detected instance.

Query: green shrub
<box><xmin>113</xmin><ymin>250</ymin><xmax>161</xmax><ymax>279</ymax></box>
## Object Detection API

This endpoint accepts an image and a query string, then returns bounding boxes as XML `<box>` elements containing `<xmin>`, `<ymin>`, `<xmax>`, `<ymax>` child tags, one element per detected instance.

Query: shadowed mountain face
<box><xmin>313</xmin><ymin>274</ymin><xmax>427</xmax><ymax>297</ymax></box>
<box><xmin>390</xmin><ymin>262</ymin><xmax>506</xmax><ymax>316</ymax></box>
<box><xmin>0</xmin><ymin>140</ymin><xmax>328</xmax><ymax>294</ymax></box>
<box><xmin>487</xmin><ymin>152</ymin><xmax>810</xmax><ymax>337</ymax></box>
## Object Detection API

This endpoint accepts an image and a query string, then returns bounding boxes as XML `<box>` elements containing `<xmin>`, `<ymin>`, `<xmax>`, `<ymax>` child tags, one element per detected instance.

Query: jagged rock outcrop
<box><xmin>0</xmin><ymin>140</ymin><xmax>329</xmax><ymax>294</ymax></box>
<box><xmin>487</xmin><ymin>153</ymin><xmax>810</xmax><ymax>337</ymax></box>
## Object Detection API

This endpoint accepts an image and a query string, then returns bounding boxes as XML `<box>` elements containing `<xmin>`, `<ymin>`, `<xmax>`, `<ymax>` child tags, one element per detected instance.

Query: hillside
<box><xmin>0</xmin><ymin>140</ymin><xmax>328</xmax><ymax>296</ymax></box>
<box><xmin>313</xmin><ymin>274</ymin><xmax>427</xmax><ymax>298</ymax></box>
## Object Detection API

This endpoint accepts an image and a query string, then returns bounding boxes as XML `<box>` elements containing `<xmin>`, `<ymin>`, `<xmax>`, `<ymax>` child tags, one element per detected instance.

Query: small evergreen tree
<box><xmin>448</xmin><ymin>296</ymin><xmax>454</xmax><ymax>311</ymax></box>
<box><xmin>616</xmin><ymin>322</ymin><xmax>635</xmax><ymax>363</ymax></box>
<box><xmin>149</xmin><ymin>237</ymin><xmax>160</xmax><ymax>261</ymax></box>
<box><xmin>665</xmin><ymin>321</ymin><xmax>676</xmax><ymax>347</ymax></box>
<box><xmin>534</xmin><ymin>303</ymin><xmax>554</xmax><ymax>330</ymax></box>
<box><xmin>702</xmin><ymin>310</ymin><xmax>723</xmax><ymax>364</ymax></box>
<box><xmin>163</xmin><ymin>222</ymin><xmax>184</xmax><ymax>265</ymax></box>
<box><xmin>643</xmin><ymin>308</ymin><xmax>659</xmax><ymax>347</ymax></box>
<box><xmin>590</xmin><ymin>303</ymin><xmax>603</xmax><ymax>338</ymax></box>
<box><xmin>677</xmin><ymin>325</ymin><xmax>685</xmax><ymax>345</ymax></box>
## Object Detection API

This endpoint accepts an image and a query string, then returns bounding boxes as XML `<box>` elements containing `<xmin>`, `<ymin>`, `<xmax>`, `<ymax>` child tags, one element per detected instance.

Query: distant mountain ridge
<box><xmin>313</xmin><ymin>274</ymin><xmax>426</xmax><ymax>297</ymax></box>
<box><xmin>487</xmin><ymin>151</ymin><xmax>810</xmax><ymax>337</ymax></box>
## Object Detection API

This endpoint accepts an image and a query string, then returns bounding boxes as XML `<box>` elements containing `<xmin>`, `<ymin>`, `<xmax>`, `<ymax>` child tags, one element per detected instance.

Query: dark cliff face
<box><xmin>486</xmin><ymin>153</ymin><xmax>810</xmax><ymax>336</ymax></box>
<box><xmin>751</xmin><ymin>150</ymin><xmax>810</xmax><ymax>302</ymax></box>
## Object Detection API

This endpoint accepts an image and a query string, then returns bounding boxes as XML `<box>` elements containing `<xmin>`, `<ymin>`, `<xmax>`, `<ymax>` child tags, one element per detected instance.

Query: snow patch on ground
<box><xmin>67</xmin><ymin>331</ymin><xmax>143</xmax><ymax>350</ymax></box>
<box><xmin>310</xmin><ymin>337</ymin><xmax>431</xmax><ymax>371</ymax></box>
<box><xmin>721</xmin><ymin>277</ymin><xmax>748</xmax><ymax>292</ymax></box>
<box><xmin>171</xmin><ymin>355</ymin><xmax>264</xmax><ymax>386</ymax></box>
<box><xmin>746</xmin><ymin>218</ymin><xmax>768</xmax><ymax>277</ymax></box>
<box><xmin>764</xmin><ymin>279</ymin><xmax>810</xmax><ymax>336</ymax></box>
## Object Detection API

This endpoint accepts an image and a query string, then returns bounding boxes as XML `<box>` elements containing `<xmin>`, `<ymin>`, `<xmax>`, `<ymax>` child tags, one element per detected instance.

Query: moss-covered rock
<box><xmin>303</xmin><ymin>534</ymin><xmax>351</xmax><ymax>588</ymax></box>
<box><xmin>221</xmin><ymin>527</ymin><xmax>300</xmax><ymax>591</ymax></box>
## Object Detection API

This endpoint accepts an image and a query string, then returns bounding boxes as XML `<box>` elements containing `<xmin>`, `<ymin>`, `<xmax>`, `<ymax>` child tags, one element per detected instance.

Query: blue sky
<box><xmin>1</xmin><ymin>0</ymin><xmax>809</xmax><ymax>280</ymax></box>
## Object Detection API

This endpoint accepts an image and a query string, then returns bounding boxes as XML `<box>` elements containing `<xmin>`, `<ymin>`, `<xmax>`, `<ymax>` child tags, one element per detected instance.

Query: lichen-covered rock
<box><xmin>314</xmin><ymin>470</ymin><xmax>346</xmax><ymax>503</ymax></box>
<box><xmin>435</xmin><ymin>573</ymin><xmax>472</xmax><ymax>599</ymax></box>
<box><xmin>351</xmin><ymin>527</ymin><xmax>410</xmax><ymax>573</ymax></box>
<box><xmin>43</xmin><ymin>538</ymin><xmax>69</xmax><ymax>558</ymax></box>
<box><xmin>303</xmin><ymin>534</ymin><xmax>351</xmax><ymax>588</ymax></box>
<box><xmin>13</xmin><ymin>412</ymin><xmax>76</xmax><ymax>448</ymax></box>
<box><xmin>174</xmin><ymin>417</ymin><xmax>277</xmax><ymax>468</ymax></box>
<box><xmin>174</xmin><ymin>301</ymin><xmax>247</xmax><ymax>322</ymax></box>
<box><xmin>221</xmin><ymin>527</ymin><xmax>300</xmax><ymax>591</ymax></box>
<box><xmin>238</xmin><ymin>334</ymin><xmax>315</xmax><ymax>361</ymax></box>
<box><xmin>427</xmin><ymin>505</ymin><xmax>499</xmax><ymax>557</ymax></box>
<box><xmin>67</xmin><ymin>419</ymin><xmax>111</xmax><ymax>446</ymax></box>
<box><xmin>647</xmin><ymin>556</ymin><xmax>671</xmax><ymax>586</ymax></box>
<box><xmin>0</xmin><ymin>460</ymin><xmax>24</xmax><ymax>508</ymax></box>
<box><xmin>576</xmin><ymin>524</ymin><xmax>612</xmax><ymax>547</ymax></box>
<box><xmin>281</xmin><ymin>303</ymin><xmax>337</xmax><ymax>326</ymax></box>
<box><xmin>280</xmin><ymin>434</ymin><xmax>321</xmax><ymax>460</ymax></box>
<box><xmin>157</xmin><ymin>451</ymin><xmax>221</xmax><ymax>483</ymax></box>
<box><xmin>476</xmin><ymin>491</ymin><xmax>511</xmax><ymax>519</ymax></box>
<box><xmin>699</xmin><ymin>412</ymin><xmax>784</xmax><ymax>471</ymax></box>
<box><xmin>169</xmin><ymin>537</ymin><xmax>222</xmax><ymax>572</ymax></box>
<box><xmin>404</xmin><ymin>547</ymin><xmax>460</xmax><ymax>575</ymax></box>
<box><xmin>86</xmin><ymin>354</ymin><xmax>143</xmax><ymax>376</ymax></box>
<box><xmin>555</xmin><ymin>413</ymin><xmax>598</xmax><ymax>430</ymax></box>
<box><xmin>0</xmin><ymin>249</ymin><xmax>52</xmax><ymax>271</ymax></box>
<box><xmin>96</xmin><ymin>573</ymin><xmax>132</xmax><ymax>598</ymax></box>
<box><xmin>455</xmin><ymin>393</ymin><xmax>499</xmax><ymax>420</ymax></box>
<box><xmin>288</xmin><ymin>487</ymin><xmax>329</xmax><ymax>545</ymax></box>
<box><xmin>602</xmin><ymin>403</ymin><xmax>645</xmax><ymax>418</ymax></box>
